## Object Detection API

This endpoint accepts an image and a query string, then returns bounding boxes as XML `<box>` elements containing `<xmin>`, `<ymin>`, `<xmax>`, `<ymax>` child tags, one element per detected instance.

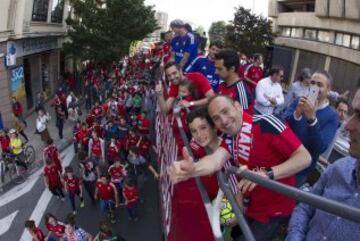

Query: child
<box><xmin>108</xmin><ymin>159</ymin><xmax>127</xmax><ymax>205</ymax></box>
<box><xmin>123</xmin><ymin>177</ymin><xmax>139</xmax><ymax>221</ymax></box>
<box><xmin>63</xmin><ymin>166</ymin><xmax>85</xmax><ymax>214</ymax></box>
<box><xmin>43</xmin><ymin>159</ymin><xmax>65</xmax><ymax>200</ymax></box>
<box><xmin>25</xmin><ymin>220</ymin><xmax>45</xmax><ymax>241</ymax></box>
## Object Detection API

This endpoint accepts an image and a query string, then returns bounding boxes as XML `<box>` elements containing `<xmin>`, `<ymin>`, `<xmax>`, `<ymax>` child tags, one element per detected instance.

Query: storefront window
<box><xmin>32</xmin><ymin>0</ymin><xmax>49</xmax><ymax>22</ymax></box>
<box><xmin>51</xmin><ymin>0</ymin><xmax>64</xmax><ymax>23</ymax></box>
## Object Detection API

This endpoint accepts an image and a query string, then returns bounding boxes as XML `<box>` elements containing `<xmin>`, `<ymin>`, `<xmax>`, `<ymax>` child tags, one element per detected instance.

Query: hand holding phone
<box><xmin>305</xmin><ymin>85</ymin><xmax>320</xmax><ymax>105</ymax></box>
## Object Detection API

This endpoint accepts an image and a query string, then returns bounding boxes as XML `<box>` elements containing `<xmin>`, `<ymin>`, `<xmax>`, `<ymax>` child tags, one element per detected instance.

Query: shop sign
<box><xmin>10</xmin><ymin>65</ymin><xmax>26</xmax><ymax>99</ymax></box>
<box><xmin>7</xmin><ymin>37</ymin><xmax>60</xmax><ymax>58</ymax></box>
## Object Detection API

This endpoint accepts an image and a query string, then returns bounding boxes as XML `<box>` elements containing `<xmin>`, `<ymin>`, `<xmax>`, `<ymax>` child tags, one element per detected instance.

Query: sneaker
<box><xmin>80</xmin><ymin>201</ymin><xmax>85</xmax><ymax>208</ymax></box>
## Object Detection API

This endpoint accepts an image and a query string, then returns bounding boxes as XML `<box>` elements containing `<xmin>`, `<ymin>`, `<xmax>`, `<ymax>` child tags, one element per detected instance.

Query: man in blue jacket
<box><xmin>282</xmin><ymin>70</ymin><xmax>339</xmax><ymax>186</ymax></box>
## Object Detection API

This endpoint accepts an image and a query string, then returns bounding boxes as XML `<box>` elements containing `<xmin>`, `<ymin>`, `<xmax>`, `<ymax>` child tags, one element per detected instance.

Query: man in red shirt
<box><xmin>155</xmin><ymin>61</ymin><xmax>215</xmax><ymax>114</ymax></box>
<box><xmin>25</xmin><ymin>220</ymin><xmax>45</xmax><ymax>241</ymax></box>
<box><xmin>108</xmin><ymin>159</ymin><xmax>127</xmax><ymax>205</ymax></box>
<box><xmin>123</xmin><ymin>177</ymin><xmax>139</xmax><ymax>221</ymax></box>
<box><xmin>94</xmin><ymin>174</ymin><xmax>119</xmax><ymax>223</ymax></box>
<box><xmin>244</xmin><ymin>53</ymin><xmax>264</xmax><ymax>94</ymax></box>
<box><xmin>162</xmin><ymin>30</ymin><xmax>173</xmax><ymax>65</ymax></box>
<box><xmin>43</xmin><ymin>139</ymin><xmax>62</xmax><ymax>173</ymax></box>
<box><xmin>170</xmin><ymin>95</ymin><xmax>311</xmax><ymax>241</ymax></box>
<box><xmin>12</xmin><ymin>96</ymin><xmax>27</xmax><ymax>127</ymax></box>
<box><xmin>88</xmin><ymin>131</ymin><xmax>105</xmax><ymax>165</ymax></box>
<box><xmin>136</xmin><ymin>111</ymin><xmax>150</xmax><ymax>136</ymax></box>
<box><xmin>43</xmin><ymin>159</ymin><xmax>65</xmax><ymax>200</ymax></box>
<box><xmin>216</xmin><ymin>49</ymin><xmax>254</xmax><ymax>115</ymax></box>
<box><xmin>75</xmin><ymin>123</ymin><xmax>90</xmax><ymax>153</ymax></box>
<box><xmin>0</xmin><ymin>129</ymin><xmax>10</xmax><ymax>154</ymax></box>
<box><xmin>63</xmin><ymin>166</ymin><xmax>84</xmax><ymax>214</ymax></box>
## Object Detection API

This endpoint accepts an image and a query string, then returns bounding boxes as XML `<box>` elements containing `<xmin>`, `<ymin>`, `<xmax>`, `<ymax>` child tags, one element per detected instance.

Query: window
<box><xmin>335</xmin><ymin>33</ymin><xmax>351</xmax><ymax>47</ymax></box>
<box><xmin>281</xmin><ymin>27</ymin><xmax>291</xmax><ymax>37</ymax></box>
<box><xmin>317</xmin><ymin>31</ymin><xmax>331</xmax><ymax>43</ymax></box>
<box><xmin>32</xmin><ymin>0</ymin><xmax>49</xmax><ymax>21</ymax></box>
<box><xmin>351</xmin><ymin>36</ymin><xmax>360</xmax><ymax>49</ymax></box>
<box><xmin>304</xmin><ymin>29</ymin><xmax>317</xmax><ymax>40</ymax></box>
<box><xmin>291</xmin><ymin>28</ymin><xmax>302</xmax><ymax>38</ymax></box>
<box><xmin>51</xmin><ymin>0</ymin><xmax>64</xmax><ymax>23</ymax></box>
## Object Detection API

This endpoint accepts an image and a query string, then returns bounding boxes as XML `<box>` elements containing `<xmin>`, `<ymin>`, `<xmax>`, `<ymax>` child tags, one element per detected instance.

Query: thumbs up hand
<box><xmin>168</xmin><ymin>147</ymin><xmax>195</xmax><ymax>184</ymax></box>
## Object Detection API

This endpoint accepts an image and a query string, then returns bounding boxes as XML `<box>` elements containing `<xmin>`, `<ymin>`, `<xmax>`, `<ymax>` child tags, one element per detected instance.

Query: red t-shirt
<box><xmin>136</xmin><ymin>115</ymin><xmax>150</xmax><ymax>135</ymax></box>
<box><xmin>238</xmin><ymin>64</ymin><xmax>245</xmax><ymax>79</ymax></box>
<box><xmin>218</xmin><ymin>80</ymin><xmax>254</xmax><ymax>115</ymax></box>
<box><xmin>138</xmin><ymin>137</ymin><xmax>151</xmax><ymax>157</ymax></box>
<box><xmin>108</xmin><ymin>165</ymin><xmax>126</xmax><ymax>183</ymax></box>
<box><xmin>33</xmin><ymin>227</ymin><xmax>45</xmax><ymax>241</ymax></box>
<box><xmin>107</xmin><ymin>142</ymin><xmax>119</xmax><ymax>161</ymax></box>
<box><xmin>223</xmin><ymin>113</ymin><xmax>301</xmax><ymax>222</ymax></box>
<box><xmin>46</xmin><ymin>223</ymin><xmax>65</xmax><ymax>238</ymax></box>
<box><xmin>96</xmin><ymin>180</ymin><xmax>115</xmax><ymax>200</ymax></box>
<box><xmin>245</xmin><ymin>64</ymin><xmax>263</xmax><ymax>92</ymax></box>
<box><xmin>124</xmin><ymin>134</ymin><xmax>139</xmax><ymax>150</ymax></box>
<box><xmin>91</xmin><ymin>106</ymin><xmax>103</xmax><ymax>118</ymax></box>
<box><xmin>123</xmin><ymin>185</ymin><xmax>139</xmax><ymax>208</ymax></box>
<box><xmin>44</xmin><ymin>165</ymin><xmax>62</xmax><ymax>188</ymax></box>
<box><xmin>43</xmin><ymin>145</ymin><xmax>62</xmax><ymax>172</ymax></box>
<box><xmin>168</xmin><ymin>72</ymin><xmax>212</xmax><ymax>99</ymax></box>
<box><xmin>76</xmin><ymin>128</ymin><xmax>89</xmax><ymax>145</ymax></box>
<box><xmin>64</xmin><ymin>176</ymin><xmax>81</xmax><ymax>193</ymax></box>
<box><xmin>0</xmin><ymin>135</ymin><xmax>10</xmax><ymax>153</ymax></box>
<box><xmin>91</xmin><ymin>139</ymin><xmax>102</xmax><ymax>157</ymax></box>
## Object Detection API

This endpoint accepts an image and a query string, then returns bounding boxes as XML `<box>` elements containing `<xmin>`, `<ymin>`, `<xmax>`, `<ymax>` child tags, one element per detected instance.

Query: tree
<box><xmin>64</xmin><ymin>0</ymin><xmax>158</xmax><ymax>65</ymax></box>
<box><xmin>225</xmin><ymin>7</ymin><xmax>275</xmax><ymax>56</ymax></box>
<box><xmin>208</xmin><ymin>21</ymin><xmax>227</xmax><ymax>43</ymax></box>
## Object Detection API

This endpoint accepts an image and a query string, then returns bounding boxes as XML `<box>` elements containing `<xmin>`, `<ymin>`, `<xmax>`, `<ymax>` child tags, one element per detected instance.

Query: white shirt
<box><xmin>255</xmin><ymin>76</ymin><xmax>284</xmax><ymax>115</ymax></box>
<box><xmin>36</xmin><ymin>114</ymin><xmax>50</xmax><ymax>132</ymax></box>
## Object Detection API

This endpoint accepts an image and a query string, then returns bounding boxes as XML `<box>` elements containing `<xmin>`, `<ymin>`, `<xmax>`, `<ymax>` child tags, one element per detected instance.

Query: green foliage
<box><xmin>208</xmin><ymin>21</ymin><xmax>227</xmax><ymax>43</ymax></box>
<box><xmin>64</xmin><ymin>0</ymin><xmax>158</xmax><ymax>65</ymax></box>
<box><xmin>225</xmin><ymin>6</ymin><xmax>274</xmax><ymax>56</ymax></box>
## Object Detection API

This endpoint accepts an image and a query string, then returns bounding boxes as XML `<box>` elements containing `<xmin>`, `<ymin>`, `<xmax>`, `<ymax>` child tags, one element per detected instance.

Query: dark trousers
<box><xmin>56</xmin><ymin>120</ymin><xmax>64</xmax><ymax>139</ymax></box>
<box><xmin>232</xmin><ymin>216</ymin><xmax>290</xmax><ymax>241</ymax></box>
<box><xmin>126</xmin><ymin>206</ymin><xmax>138</xmax><ymax>219</ymax></box>
<box><xmin>49</xmin><ymin>186</ymin><xmax>65</xmax><ymax>198</ymax></box>
<box><xmin>68</xmin><ymin>190</ymin><xmax>83</xmax><ymax>211</ymax></box>
<box><xmin>19</xmin><ymin>130</ymin><xmax>28</xmax><ymax>141</ymax></box>
<box><xmin>83</xmin><ymin>180</ymin><xmax>96</xmax><ymax>202</ymax></box>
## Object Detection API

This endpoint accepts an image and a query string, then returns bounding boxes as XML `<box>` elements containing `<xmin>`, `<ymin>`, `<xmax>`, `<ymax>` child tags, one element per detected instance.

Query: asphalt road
<box><xmin>0</xmin><ymin>145</ymin><xmax>163</xmax><ymax>241</ymax></box>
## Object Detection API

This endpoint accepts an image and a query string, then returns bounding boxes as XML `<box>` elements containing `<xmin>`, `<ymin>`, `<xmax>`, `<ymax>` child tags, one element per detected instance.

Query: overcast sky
<box><xmin>144</xmin><ymin>0</ymin><xmax>269</xmax><ymax>31</ymax></box>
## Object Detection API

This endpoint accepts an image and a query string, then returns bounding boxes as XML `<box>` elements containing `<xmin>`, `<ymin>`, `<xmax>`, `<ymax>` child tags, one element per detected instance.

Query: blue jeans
<box><xmin>100</xmin><ymin>199</ymin><xmax>114</xmax><ymax>213</ymax></box>
<box><xmin>126</xmin><ymin>205</ymin><xmax>138</xmax><ymax>220</ymax></box>
<box><xmin>68</xmin><ymin>191</ymin><xmax>83</xmax><ymax>211</ymax></box>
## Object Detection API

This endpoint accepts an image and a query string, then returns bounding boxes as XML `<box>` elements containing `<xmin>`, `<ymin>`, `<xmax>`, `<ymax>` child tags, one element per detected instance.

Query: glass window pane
<box><xmin>304</xmin><ymin>29</ymin><xmax>317</xmax><ymax>40</ymax></box>
<box><xmin>51</xmin><ymin>0</ymin><xmax>64</xmax><ymax>23</ymax></box>
<box><xmin>281</xmin><ymin>27</ymin><xmax>291</xmax><ymax>37</ymax></box>
<box><xmin>291</xmin><ymin>28</ymin><xmax>302</xmax><ymax>38</ymax></box>
<box><xmin>343</xmin><ymin>34</ymin><xmax>351</xmax><ymax>47</ymax></box>
<box><xmin>32</xmin><ymin>0</ymin><xmax>49</xmax><ymax>21</ymax></box>
<box><xmin>351</xmin><ymin>36</ymin><xmax>360</xmax><ymax>49</ymax></box>
<box><xmin>335</xmin><ymin>33</ymin><xmax>343</xmax><ymax>45</ymax></box>
<box><xmin>317</xmin><ymin>31</ymin><xmax>331</xmax><ymax>43</ymax></box>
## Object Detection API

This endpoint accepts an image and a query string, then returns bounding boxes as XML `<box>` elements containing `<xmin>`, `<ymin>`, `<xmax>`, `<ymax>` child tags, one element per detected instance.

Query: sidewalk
<box><xmin>0</xmin><ymin>100</ymin><xmax>84</xmax><ymax>192</ymax></box>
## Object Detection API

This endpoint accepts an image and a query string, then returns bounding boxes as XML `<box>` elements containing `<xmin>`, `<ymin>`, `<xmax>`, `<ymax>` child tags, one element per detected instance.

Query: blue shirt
<box><xmin>286</xmin><ymin>156</ymin><xmax>360</xmax><ymax>241</ymax></box>
<box><xmin>171</xmin><ymin>32</ymin><xmax>198</xmax><ymax>70</ymax></box>
<box><xmin>185</xmin><ymin>56</ymin><xmax>219</xmax><ymax>92</ymax></box>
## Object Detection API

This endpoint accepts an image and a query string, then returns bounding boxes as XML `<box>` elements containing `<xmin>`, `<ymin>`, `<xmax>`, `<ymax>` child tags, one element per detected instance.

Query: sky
<box><xmin>144</xmin><ymin>0</ymin><xmax>269</xmax><ymax>32</ymax></box>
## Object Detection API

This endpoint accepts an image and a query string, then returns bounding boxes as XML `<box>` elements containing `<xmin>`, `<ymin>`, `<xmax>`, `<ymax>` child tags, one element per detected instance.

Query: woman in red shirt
<box><xmin>44</xmin><ymin>213</ymin><xmax>65</xmax><ymax>240</ymax></box>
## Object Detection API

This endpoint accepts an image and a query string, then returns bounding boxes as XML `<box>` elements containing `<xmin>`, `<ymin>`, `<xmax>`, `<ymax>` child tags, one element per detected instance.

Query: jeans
<box><xmin>68</xmin><ymin>190</ymin><xmax>83</xmax><ymax>211</ymax></box>
<box><xmin>126</xmin><ymin>206</ymin><xmax>138</xmax><ymax>220</ymax></box>
<box><xmin>232</xmin><ymin>216</ymin><xmax>290</xmax><ymax>241</ymax></box>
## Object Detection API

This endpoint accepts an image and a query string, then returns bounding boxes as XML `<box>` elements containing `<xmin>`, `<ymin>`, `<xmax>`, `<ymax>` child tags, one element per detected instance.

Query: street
<box><xmin>0</xmin><ymin>145</ymin><xmax>163</xmax><ymax>241</ymax></box>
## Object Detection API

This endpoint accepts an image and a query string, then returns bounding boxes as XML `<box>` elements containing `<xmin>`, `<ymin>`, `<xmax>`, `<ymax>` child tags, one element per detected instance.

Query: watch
<box><xmin>264</xmin><ymin>167</ymin><xmax>274</xmax><ymax>180</ymax></box>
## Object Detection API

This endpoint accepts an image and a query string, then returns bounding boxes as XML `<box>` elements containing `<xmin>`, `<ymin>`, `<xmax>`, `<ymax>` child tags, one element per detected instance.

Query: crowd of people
<box><xmin>0</xmin><ymin>17</ymin><xmax>359</xmax><ymax>241</ymax></box>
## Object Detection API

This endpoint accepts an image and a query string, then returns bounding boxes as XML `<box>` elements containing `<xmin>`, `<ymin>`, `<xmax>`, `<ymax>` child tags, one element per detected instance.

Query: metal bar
<box><xmin>217</xmin><ymin>172</ymin><xmax>256</xmax><ymax>241</ymax></box>
<box><xmin>226</xmin><ymin>166</ymin><xmax>360</xmax><ymax>223</ymax></box>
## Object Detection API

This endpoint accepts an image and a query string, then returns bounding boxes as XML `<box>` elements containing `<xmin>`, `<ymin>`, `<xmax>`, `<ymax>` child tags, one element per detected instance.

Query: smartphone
<box><xmin>306</xmin><ymin>85</ymin><xmax>320</xmax><ymax>105</ymax></box>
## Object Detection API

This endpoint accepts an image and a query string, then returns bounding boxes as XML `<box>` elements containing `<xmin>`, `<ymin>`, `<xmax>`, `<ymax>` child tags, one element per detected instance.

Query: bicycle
<box><xmin>0</xmin><ymin>144</ymin><xmax>36</xmax><ymax>185</ymax></box>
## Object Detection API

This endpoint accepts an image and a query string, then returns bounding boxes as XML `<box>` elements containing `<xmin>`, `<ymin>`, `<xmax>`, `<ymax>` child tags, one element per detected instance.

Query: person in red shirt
<box><xmin>94</xmin><ymin>174</ymin><xmax>119</xmax><ymax>223</ymax></box>
<box><xmin>44</xmin><ymin>213</ymin><xmax>65</xmax><ymax>240</ymax></box>
<box><xmin>162</xmin><ymin>30</ymin><xmax>173</xmax><ymax>65</ymax></box>
<box><xmin>123</xmin><ymin>177</ymin><xmax>139</xmax><ymax>221</ymax></box>
<box><xmin>216</xmin><ymin>49</ymin><xmax>254</xmax><ymax>115</ymax></box>
<box><xmin>88</xmin><ymin>131</ymin><xmax>105</xmax><ymax>165</ymax></box>
<box><xmin>63</xmin><ymin>166</ymin><xmax>85</xmax><ymax>214</ymax></box>
<box><xmin>12</xmin><ymin>96</ymin><xmax>27</xmax><ymax>127</ymax></box>
<box><xmin>108</xmin><ymin>159</ymin><xmax>127</xmax><ymax>205</ymax></box>
<box><xmin>155</xmin><ymin>61</ymin><xmax>215</xmax><ymax>114</ymax></box>
<box><xmin>75</xmin><ymin>123</ymin><xmax>90</xmax><ymax>153</ymax></box>
<box><xmin>170</xmin><ymin>95</ymin><xmax>312</xmax><ymax>241</ymax></box>
<box><xmin>25</xmin><ymin>220</ymin><xmax>45</xmax><ymax>241</ymax></box>
<box><xmin>136</xmin><ymin>111</ymin><xmax>150</xmax><ymax>136</ymax></box>
<box><xmin>43</xmin><ymin>139</ymin><xmax>62</xmax><ymax>173</ymax></box>
<box><xmin>43</xmin><ymin>159</ymin><xmax>65</xmax><ymax>200</ymax></box>
<box><xmin>91</xmin><ymin>101</ymin><xmax>104</xmax><ymax>121</ymax></box>
<box><xmin>0</xmin><ymin>129</ymin><xmax>10</xmax><ymax>154</ymax></box>
<box><xmin>123</xmin><ymin>128</ymin><xmax>139</xmax><ymax>152</ymax></box>
<box><xmin>244</xmin><ymin>53</ymin><xmax>264</xmax><ymax>94</ymax></box>
<box><xmin>107</xmin><ymin>137</ymin><xmax>120</xmax><ymax>165</ymax></box>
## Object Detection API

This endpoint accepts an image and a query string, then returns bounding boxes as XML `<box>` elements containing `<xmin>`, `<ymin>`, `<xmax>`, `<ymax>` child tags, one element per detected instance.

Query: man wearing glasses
<box><xmin>254</xmin><ymin>66</ymin><xmax>285</xmax><ymax>115</ymax></box>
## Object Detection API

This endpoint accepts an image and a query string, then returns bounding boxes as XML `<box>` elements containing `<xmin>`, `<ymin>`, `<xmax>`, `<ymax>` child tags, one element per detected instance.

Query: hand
<box><xmin>178</xmin><ymin>100</ymin><xmax>191</xmax><ymax>108</ymax></box>
<box><xmin>168</xmin><ymin>148</ymin><xmax>195</xmax><ymax>184</ymax></box>
<box><xmin>299</xmin><ymin>97</ymin><xmax>316</xmax><ymax>120</ymax></box>
<box><xmin>153</xmin><ymin>172</ymin><xmax>160</xmax><ymax>180</ymax></box>
<box><xmin>339</xmin><ymin>90</ymin><xmax>350</xmax><ymax>101</ymax></box>
<box><xmin>155</xmin><ymin>81</ymin><xmax>163</xmax><ymax>96</ymax></box>
<box><xmin>237</xmin><ymin>166</ymin><xmax>268</xmax><ymax>194</ymax></box>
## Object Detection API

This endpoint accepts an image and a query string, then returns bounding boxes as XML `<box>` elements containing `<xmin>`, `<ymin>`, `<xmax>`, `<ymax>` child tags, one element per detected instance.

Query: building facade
<box><xmin>144</xmin><ymin>11</ymin><xmax>168</xmax><ymax>43</ymax></box>
<box><xmin>0</xmin><ymin>0</ymin><xmax>70</xmax><ymax>127</ymax></box>
<box><xmin>269</xmin><ymin>0</ymin><xmax>360</xmax><ymax>96</ymax></box>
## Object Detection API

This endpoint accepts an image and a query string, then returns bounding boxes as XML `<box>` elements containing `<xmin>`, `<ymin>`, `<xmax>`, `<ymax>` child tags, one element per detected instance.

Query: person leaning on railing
<box><xmin>286</xmin><ymin>86</ymin><xmax>360</xmax><ymax>241</ymax></box>
<box><xmin>169</xmin><ymin>95</ymin><xmax>311</xmax><ymax>241</ymax></box>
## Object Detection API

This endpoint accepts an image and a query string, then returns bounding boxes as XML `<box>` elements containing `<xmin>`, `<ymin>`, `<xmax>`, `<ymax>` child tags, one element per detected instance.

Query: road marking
<box><xmin>18</xmin><ymin>146</ymin><xmax>74</xmax><ymax>241</ymax></box>
<box><xmin>0</xmin><ymin>210</ymin><xmax>18</xmax><ymax>236</ymax></box>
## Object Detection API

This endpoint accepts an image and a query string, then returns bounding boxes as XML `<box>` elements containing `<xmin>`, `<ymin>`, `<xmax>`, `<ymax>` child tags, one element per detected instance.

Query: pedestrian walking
<box><xmin>55</xmin><ymin>106</ymin><xmax>66</xmax><ymax>139</ymax></box>
<box><xmin>63</xmin><ymin>166</ymin><xmax>85</xmax><ymax>214</ymax></box>
<box><xmin>36</xmin><ymin>109</ymin><xmax>51</xmax><ymax>144</ymax></box>
<box><xmin>44</xmin><ymin>213</ymin><xmax>65</xmax><ymax>241</ymax></box>
<box><xmin>43</xmin><ymin>159</ymin><xmax>65</xmax><ymax>200</ymax></box>
<box><xmin>12</xmin><ymin>96</ymin><xmax>27</xmax><ymax>127</ymax></box>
